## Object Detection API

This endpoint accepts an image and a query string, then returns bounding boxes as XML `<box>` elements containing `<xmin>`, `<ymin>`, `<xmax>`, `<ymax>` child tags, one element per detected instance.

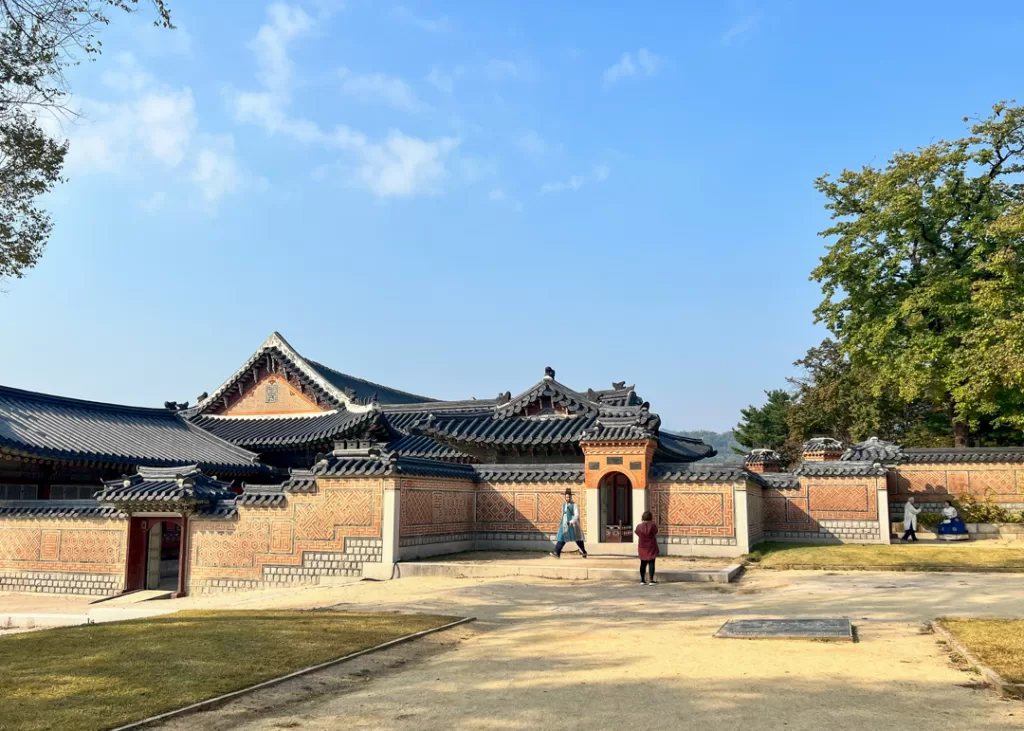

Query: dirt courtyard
<box><xmin>143</xmin><ymin>570</ymin><xmax>1024</xmax><ymax>731</ymax></box>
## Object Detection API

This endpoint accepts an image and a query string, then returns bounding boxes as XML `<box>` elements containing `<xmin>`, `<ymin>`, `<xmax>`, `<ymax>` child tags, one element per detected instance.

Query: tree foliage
<box><xmin>812</xmin><ymin>102</ymin><xmax>1024</xmax><ymax>446</ymax></box>
<box><xmin>0</xmin><ymin>0</ymin><xmax>173</xmax><ymax>280</ymax></box>
<box><xmin>733</xmin><ymin>389</ymin><xmax>794</xmax><ymax>458</ymax></box>
<box><xmin>785</xmin><ymin>339</ymin><xmax>951</xmax><ymax>448</ymax></box>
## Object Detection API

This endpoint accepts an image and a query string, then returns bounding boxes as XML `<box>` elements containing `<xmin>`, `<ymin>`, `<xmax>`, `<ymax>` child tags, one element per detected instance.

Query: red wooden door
<box><xmin>125</xmin><ymin>517</ymin><xmax>148</xmax><ymax>591</ymax></box>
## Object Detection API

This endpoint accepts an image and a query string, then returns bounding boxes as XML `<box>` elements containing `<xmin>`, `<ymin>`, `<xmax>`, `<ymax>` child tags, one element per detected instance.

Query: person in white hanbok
<box><xmin>901</xmin><ymin>496</ymin><xmax>922</xmax><ymax>543</ymax></box>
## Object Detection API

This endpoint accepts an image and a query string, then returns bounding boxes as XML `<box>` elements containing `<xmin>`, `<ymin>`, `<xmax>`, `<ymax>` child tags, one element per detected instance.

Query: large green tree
<box><xmin>0</xmin><ymin>0</ymin><xmax>172</xmax><ymax>280</ymax></box>
<box><xmin>813</xmin><ymin>102</ymin><xmax>1024</xmax><ymax>446</ymax></box>
<box><xmin>734</xmin><ymin>389</ymin><xmax>793</xmax><ymax>457</ymax></box>
<box><xmin>785</xmin><ymin>338</ymin><xmax>951</xmax><ymax>448</ymax></box>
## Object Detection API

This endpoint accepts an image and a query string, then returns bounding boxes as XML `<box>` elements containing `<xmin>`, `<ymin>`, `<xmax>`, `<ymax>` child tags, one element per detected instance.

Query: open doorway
<box><xmin>126</xmin><ymin>517</ymin><xmax>183</xmax><ymax>593</ymax></box>
<box><xmin>599</xmin><ymin>472</ymin><xmax>633</xmax><ymax>542</ymax></box>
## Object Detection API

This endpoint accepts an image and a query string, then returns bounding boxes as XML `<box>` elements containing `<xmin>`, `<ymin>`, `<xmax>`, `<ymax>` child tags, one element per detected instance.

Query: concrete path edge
<box><xmin>107</xmin><ymin>616</ymin><xmax>476</xmax><ymax>731</ymax></box>
<box><xmin>394</xmin><ymin>562</ymin><xmax>745</xmax><ymax>584</ymax></box>
<box><xmin>932</xmin><ymin>622</ymin><xmax>1024</xmax><ymax>699</ymax></box>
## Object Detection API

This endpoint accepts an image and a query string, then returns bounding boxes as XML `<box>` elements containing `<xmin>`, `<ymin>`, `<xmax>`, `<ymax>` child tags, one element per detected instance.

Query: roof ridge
<box><xmin>306</xmin><ymin>359</ymin><xmax>436</xmax><ymax>402</ymax></box>
<box><xmin>0</xmin><ymin>384</ymin><xmax>175</xmax><ymax>417</ymax></box>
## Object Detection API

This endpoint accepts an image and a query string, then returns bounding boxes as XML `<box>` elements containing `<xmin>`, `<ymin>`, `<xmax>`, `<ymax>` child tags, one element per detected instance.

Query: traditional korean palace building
<box><xmin>2</xmin><ymin>332</ymin><xmax>1022</xmax><ymax>596</ymax></box>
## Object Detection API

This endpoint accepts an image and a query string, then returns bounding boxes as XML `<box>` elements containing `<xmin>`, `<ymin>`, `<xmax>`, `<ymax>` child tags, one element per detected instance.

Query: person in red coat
<box><xmin>635</xmin><ymin>510</ymin><xmax>659</xmax><ymax>585</ymax></box>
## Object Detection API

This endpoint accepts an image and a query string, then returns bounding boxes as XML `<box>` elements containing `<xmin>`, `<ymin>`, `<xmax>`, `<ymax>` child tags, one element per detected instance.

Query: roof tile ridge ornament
<box><xmin>544</xmin><ymin>366</ymin><xmax>555</xmax><ymax>380</ymax></box>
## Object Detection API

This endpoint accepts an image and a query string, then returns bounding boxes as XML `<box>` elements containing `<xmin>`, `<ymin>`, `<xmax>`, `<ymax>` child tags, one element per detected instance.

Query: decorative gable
<box><xmin>219</xmin><ymin>374</ymin><xmax>323</xmax><ymax>416</ymax></box>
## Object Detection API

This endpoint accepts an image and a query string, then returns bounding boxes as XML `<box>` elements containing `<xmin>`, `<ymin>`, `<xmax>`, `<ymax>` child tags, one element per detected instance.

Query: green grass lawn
<box><xmin>747</xmin><ymin>542</ymin><xmax>1024</xmax><ymax>570</ymax></box>
<box><xmin>939</xmin><ymin>619</ymin><xmax>1024</xmax><ymax>684</ymax></box>
<box><xmin>0</xmin><ymin>610</ymin><xmax>458</xmax><ymax>731</ymax></box>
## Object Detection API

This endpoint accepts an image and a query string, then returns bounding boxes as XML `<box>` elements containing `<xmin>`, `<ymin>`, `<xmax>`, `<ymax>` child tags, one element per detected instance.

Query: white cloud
<box><xmin>426</xmin><ymin>65</ymin><xmax>457</xmax><ymax>94</ymax></box>
<box><xmin>135</xmin><ymin>90</ymin><xmax>197</xmax><ymax>166</ymax></box>
<box><xmin>721</xmin><ymin>14</ymin><xmax>761</xmax><ymax>46</ymax></box>
<box><xmin>540</xmin><ymin>164</ymin><xmax>611</xmax><ymax>194</ymax></box>
<box><xmin>355</xmin><ymin>131</ymin><xmax>459</xmax><ymax>197</ymax></box>
<box><xmin>192</xmin><ymin>136</ymin><xmax>244</xmax><ymax>204</ymax></box>
<box><xmin>518</xmin><ymin>130</ymin><xmax>562</xmax><ymax>159</ymax></box>
<box><xmin>603</xmin><ymin>49</ymin><xmax>659</xmax><ymax>85</ymax></box>
<box><xmin>250</xmin><ymin>3</ymin><xmax>312</xmax><ymax>94</ymax></box>
<box><xmin>60</xmin><ymin>54</ymin><xmax>197</xmax><ymax>173</ymax></box>
<box><xmin>484</xmin><ymin>59</ymin><xmax>520</xmax><ymax>81</ymax></box>
<box><xmin>51</xmin><ymin>52</ymin><xmax>253</xmax><ymax>210</ymax></box>
<box><xmin>140</xmin><ymin>191</ymin><xmax>168</xmax><ymax>213</ymax></box>
<box><xmin>488</xmin><ymin>188</ymin><xmax>523</xmax><ymax>212</ymax></box>
<box><xmin>231</xmin><ymin>4</ymin><xmax>461</xmax><ymax>199</ymax></box>
<box><xmin>392</xmin><ymin>6</ymin><xmax>452</xmax><ymax>33</ymax></box>
<box><xmin>338</xmin><ymin>68</ymin><xmax>421</xmax><ymax>112</ymax></box>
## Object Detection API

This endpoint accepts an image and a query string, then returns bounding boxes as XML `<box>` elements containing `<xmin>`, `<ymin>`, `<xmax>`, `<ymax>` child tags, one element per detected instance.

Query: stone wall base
<box><xmin>0</xmin><ymin>570</ymin><xmax>123</xmax><ymax>596</ymax></box>
<box><xmin>765</xmin><ymin>519</ymin><xmax>881</xmax><ymax>544</ymax></box>
<box><xmin>190</xmin><ymin>537</ymin><xmax>383</xmax><ymax>595</ymax></box>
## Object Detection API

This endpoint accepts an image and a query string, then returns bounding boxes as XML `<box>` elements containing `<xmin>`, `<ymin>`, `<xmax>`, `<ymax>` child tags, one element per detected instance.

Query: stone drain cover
<box><xmin>715</xmin><ymin>618</ymin><xmax>853</xmax><ymax>641</ymax></box>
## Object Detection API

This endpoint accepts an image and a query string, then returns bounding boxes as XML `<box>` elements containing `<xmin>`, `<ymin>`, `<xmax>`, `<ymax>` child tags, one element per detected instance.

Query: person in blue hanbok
<box><xmin>937</xmin><ymin>501</ymin><xmax>969</xmax><ymax>541</ymax></box>
<box><xmin>553</xmin><ymin>489</ymin><xmax>588</xmax><ymax>559</ymax></box>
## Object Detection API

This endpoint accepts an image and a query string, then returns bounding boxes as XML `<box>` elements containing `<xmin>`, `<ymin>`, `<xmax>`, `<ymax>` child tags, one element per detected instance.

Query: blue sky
<box><xmin>2</xmin><ymin>0</ymin><xmax>1022</xmax><ymax>431</ymax></box>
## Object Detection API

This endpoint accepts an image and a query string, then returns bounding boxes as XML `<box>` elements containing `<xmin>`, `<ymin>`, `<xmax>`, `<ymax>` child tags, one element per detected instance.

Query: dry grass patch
<box><xmin>0</xmin><ymin>610</ymin><xmax>458</xmax><ymax>731</ymax></box>
<box><xmin>938</xmin><ymin>619</ymin><xmax>1024</xmax><ymax>684</ymax></box>
<box><xmin>747</xmin><ymin>542</ymin><xmax>1024</xmax><ymax>570</ymax></box>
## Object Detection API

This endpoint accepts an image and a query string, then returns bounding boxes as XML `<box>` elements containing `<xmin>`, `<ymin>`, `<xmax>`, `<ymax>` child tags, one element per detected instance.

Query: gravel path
<box><xmin>151</xmin><ymin>570</ymin><xmax>1024</xmax><ymax>731</ymax></box>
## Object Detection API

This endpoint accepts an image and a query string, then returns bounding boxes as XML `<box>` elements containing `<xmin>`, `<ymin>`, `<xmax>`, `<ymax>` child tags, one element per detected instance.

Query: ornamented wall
<box><xmin>188</xmin><ymin>477</ymin><xmax>383</xmax><ymax>594</ymax></box>
<box><xmin>0</xmin><ymin>516</ymin><xmax>127</xmax><ymax>595</ymax></box>
<box><xmin>648</xmin><ymin>481</ymin><xmax>738</xmax><ymax>550</ymax></box>
<box><xmin>889</xmin><ymin>463</ymin><xmax>1024</xmax><ymax>518</ymax></box>
<box><xmin>746</xmin><ymin>484</ymin><xmax>764</xmax><ymax>548</ymax></box>
<box><xmin>763</xmin><ymin>477</ymin><xmax>883</xmax><ymax>542</ymax></box>
<box><xmin>473</xmin><ymin>480</ymin><xmax>586</xmax><ymax>547</ymax></box>
<box><xmin>397</xmin><ymin>476</ymin><xmax>476</xmax><ymax>557</ymax></box>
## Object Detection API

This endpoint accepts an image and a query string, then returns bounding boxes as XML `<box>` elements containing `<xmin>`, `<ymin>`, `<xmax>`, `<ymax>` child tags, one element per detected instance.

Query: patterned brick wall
<box><xmin>472</xmin><ymin>481</ymin><xmax>585</xmax><ymax>541</ymax></box>
<box><xmin>892</xmin><ymin>463</ymin><xmax>1024</xmax><ymax>507</ymax></box>
<box><xmin>398</xmin><ymin>477</ymin><xmax>476</xmax><ymax>547</ymax></box>
<box><xmin>649</xmin><ymin>482</ymin><xmax>737</xmax><ymax>546</ymax></box>
<box><xmin>189</xmin><ymin>477</ymin><xmax>383</xmax><ymax>591</ymax></box>
<box><xmin>746</xmin><ymin>486</ymin><xmax>764</xmax><ymax>547</ymax></box>
<box><xmin>0</xmin><ymin>516</ymin><xmax>127</xmax><ymax>595</ymax></box>
<box><xmin>763</xmin><ymin>477</ymin><xmax>881</xmax><ymax>542</ymax></box>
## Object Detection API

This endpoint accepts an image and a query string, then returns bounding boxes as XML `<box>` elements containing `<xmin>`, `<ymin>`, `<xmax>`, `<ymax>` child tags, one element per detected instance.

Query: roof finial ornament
<box><xmin>612</xmin><ymin>381</ymin><xmax>625</xmax><ymax>390</ymax></box>
<box><xmin>544</xmin><ymin>366</ymin><xmax>555</xmax><ymax>380</ymax></box>
<box><xmin>196</xmin><ymin>391</ymin><xmax>208</xmax><ymax>403</ymax></box>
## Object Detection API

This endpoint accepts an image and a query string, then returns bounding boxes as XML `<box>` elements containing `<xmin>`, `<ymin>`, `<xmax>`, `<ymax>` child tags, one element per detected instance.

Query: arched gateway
<box><xmin>599</xmin><ymin>472</ymin><xmax>633</xmax><ymax>542</ymax></box>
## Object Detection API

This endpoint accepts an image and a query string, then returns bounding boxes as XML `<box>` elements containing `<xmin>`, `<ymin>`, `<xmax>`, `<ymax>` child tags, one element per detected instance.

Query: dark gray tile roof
<box><xmin>386</xmin><ymin>434</ymin><xmax>474</xmax><ymax>462</ymax></box>
<box><xmin>795</xmin><ymin>461</ymin><xmax>886</xmax><ymax>477</ymax></box>
<box><xmin>649</xmin><ymin>463</ymin><xmax>750</xmax><ymax>482</ymax></box>
<box><xmin>758</xmin><ymin>472</ymin><xmax>801</xmax><ymax>489</ymax></box>
<box><xmin>97</xmin><ymin>465</ymin><xmax>237</xmax><ymax>508</ymax></box>
<box><xmin>802</xmin><ymin>437</ymin><xmax>844</xmax><ymax>453</ymax></box>
<box><xmin>0</xmin><ymin>500</ymin><xmax>124</xmax><ymax>518</ymax></box>
<box><xmin>279</xmin><ymin>470</ymin><xmax>318</xmax><ymax>493</ymax></box>
<box><xmin>190</xmin><ymin>409</ymin><xmax>381</xmax><ymax>450</ymax></box>
<box><xmin>655</xmin><ymin>431</ymin><xmax>717</xmax><ymax>462</ymax></box>
<box><xmin>901</xmin><ymin>447</ymin><xmax>1024</xmax><ymax>464</ymax></box>
<box><xmin>474</xmin><ymin>464</ymin><xmax>585</xmax><ymax>483</ymax></box>
<box><xmin>194</xmin><ymin>332</ymin><xmax>434</xmax><ymax>416</ymax></box>
<box><xmin>306</xmin><ymin>360</ymin><xmax>434</xmax><ymax>406</ymax></box>
<box><xmin>417</xmin><ymin>413</ymin><xmax>594</xmax><ymax>447</ymax></box>
<box><xmin>841</xmin><ymin>437</ymin><xmax>903</xmax><ymax>463</ymax></box>
<box><xmin>235</xmin><ymin>490</ymin><xmax>287</xmax><ymax>507</ymax></box>
<box><xmin>0</xmin><ymin>385</ymin><xmax>263</xmax><ymax>474</ymax></box>
<box><xmin>494</xmin><ymin>372</ymin><xmax>602</xmax><ymax>420</ymax></box>
<box><xmin>743</xmin><ymin>448</ymin><xmax>785</xmax><ymax>465</ymax></box>
<box><xmin>314</xmin><ymin>447</ymin><xmax>477</xmax><ymax>480</ymax></box>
